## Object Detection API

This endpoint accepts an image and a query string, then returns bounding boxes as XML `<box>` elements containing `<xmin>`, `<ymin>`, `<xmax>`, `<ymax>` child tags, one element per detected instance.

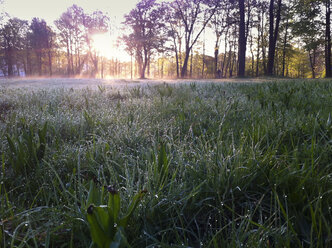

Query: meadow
<box><xmin>0</xmin><ymin>78</ymin><xmax>332</xmax><ymax>247</ymax></box>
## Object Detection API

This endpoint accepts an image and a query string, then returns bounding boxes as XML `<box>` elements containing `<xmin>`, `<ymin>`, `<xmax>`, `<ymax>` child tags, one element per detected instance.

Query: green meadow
<box><xmin>1</xmin><ymin>79</ymin><xmax>332</xmax><ymax>247</ymax></box>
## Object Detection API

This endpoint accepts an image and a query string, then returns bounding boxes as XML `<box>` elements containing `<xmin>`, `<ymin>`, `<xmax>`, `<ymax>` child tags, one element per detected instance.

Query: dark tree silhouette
<box><xmin>30</xmin><ymin>18</ymin><xmax>55</xmax><ymax>76</ymax></box>
<box><xmin>0</xmin><ymin>18</ymin><xmax>28</xmax><ymax>77</ymax></box>
<box><xmin>325</xmin><ymin>0</ymin><xmax>331</xmax><ymax>77</ymax></box>
<box><xmin>238</xmin><ymin>0</ymin><xmax>246</xmax><ymax>77</ymax></box>
<box><xmin>266</xmin><ymin>0</ymin><xmax>282</xmax><ymax>76</ymax></box>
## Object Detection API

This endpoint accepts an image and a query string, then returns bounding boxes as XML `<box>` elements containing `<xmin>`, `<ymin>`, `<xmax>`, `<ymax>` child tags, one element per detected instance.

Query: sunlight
<box><xmin>91</xmin><ymin>33</ymin><xmax>130</xmax><ymax>62</ymax></box>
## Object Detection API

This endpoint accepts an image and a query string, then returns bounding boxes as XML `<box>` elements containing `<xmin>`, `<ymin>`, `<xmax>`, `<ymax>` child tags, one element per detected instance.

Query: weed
<box><xmin>156</xmin><ymin>83</ymin><xmax>173</xmax><ymax>99</ymax></box>
<box><xmin>6</xmin><ymin>122</ymin><xmax>47</xmax><ymax>176</ymax></box>
<box><xmin>129</xmin><ymin>86</ymin><xmax>143</xmax><ymax>98</ymax></box>
<box><xmin>86</xmin><ymin>181</ymin><xmax>146</xmax><ymax>248</ymax></box>
<box><xmin>97</xmin><ymin>85</ymin><xmax>106</xmax><ymax>94</ymax></box>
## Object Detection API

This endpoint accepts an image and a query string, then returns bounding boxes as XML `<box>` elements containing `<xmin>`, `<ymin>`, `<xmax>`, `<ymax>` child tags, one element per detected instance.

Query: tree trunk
<box><xmin>181</xmin><ymin>47</ymin><xmax>190</xmax><ymax>78</ymax></box>
<box><xmin>260</xmin><ymin>9</ymin><xmax>267</xmax><ymax>74</ymax></box>
<box><xmin>249</xmin><ymin>30</ymin><xmax>254</xmax><ymax>77</ymax></box>
<box><xmin>214</xmin><ymin>44</ymin><xmax>219</xmax><ymax>78</ymax></box>
<box><xmin>238</xmin><ymin>0</ymin><xmax>246</xmax><ymax>77</ymax></box>
<box><xmin>256</xmin><ymin>23</ymin><xmax>260</xmax><ymax>77</ymax></box>
<box><xmin>267</xmin><ymin>0</ymin><xmax>282</xmax><ymax>76</ymax></box>
<box><xmin>66</xmin><ymin>41</ymin><xmax>71</xmax><ymax>76</ymax></box>
<box><xmin>139</xmin><ymin>48</ymin><xmax>148</xmax><ymax>79</ymax></box>
<box><xmin>37</xmin><ymin>53</ymin><xmax>42</xmax><ymax>76</ymax></box>
<box><xmin>202</xmin><ymin>45</ymin><xmax>205</xmax><ymax>78</ymax></box>
<box><xmin>179</xmin><ymin>37</ymin><xmax>182</xmax><ymax>74</ymax></box>
<box><xmin>48</xmin><ymin>49</ymin><xmax>52</xmax><ymax>77</ymax></box>
<box><xmin>26</xmin><ymin>49</ymin><xmax>32</xmax><ymax>76</ymax></box>
<box><xmin>161</xmin><ymin>56</ymin><xmax>164</xmax><ymax>78</ymax></box>
<box><xmin>6</xmin><ymin>47</ymin><xmax>13</xmax><ymax>77</ymax></box>
<box><xmin>222</xmin><ymin>28</ymin><xmax>229</xmax><ymax>77</ymax></box>
<box><xmin>225</xmin><ymin>45</ymin><xmax>232</xmax><ymax>77</ymax></box>
<box><xmin>175</xmin><ymin>50</ymin><xmax>180</xmax><ymax>78</ymax></box>
<box><xmin>173</xmin><ymin>36</ymin><xmax>180</xmax><ymax>78</ymax></box>
<box><xmin>326</xmin><ymin>0</ymin><xmax>331</xmax><ymax>77</ymax></box>
<box><xmin>282</xmin><ymin>17</ymin><xmax>289</xmax><ymax>77</ymax></box>
<box><xmin>190</xmin><ymin>48</ymin><xmax>193</xmax><ymax>78</ymax></box>
<box><xmin>309</xmin><ymin>49</ymin><xmax>316</xmax><ymax>78</ymax></box>
<box><xmin>147</xmin><ymin>53</ymin><xmax>151</xmax><ymax>77</ymax></box>
<box><xmin>130</xmin><ymin>54</ymin><xmax>133</xmax><ymax>79</ymax></box>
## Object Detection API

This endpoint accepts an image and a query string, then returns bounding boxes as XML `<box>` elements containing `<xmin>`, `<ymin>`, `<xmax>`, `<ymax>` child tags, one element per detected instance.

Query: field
<box><xmin>0</xmin><ymin>78</ymin><xmax>332</xmax><ymax>247</ymax></box>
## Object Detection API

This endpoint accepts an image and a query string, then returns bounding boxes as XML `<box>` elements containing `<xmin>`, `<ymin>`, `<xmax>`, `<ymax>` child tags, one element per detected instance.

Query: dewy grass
<box><xmin>0</xmin><ymin>79</ymin><xmax>332</xmax><ymax>247</ymax></box>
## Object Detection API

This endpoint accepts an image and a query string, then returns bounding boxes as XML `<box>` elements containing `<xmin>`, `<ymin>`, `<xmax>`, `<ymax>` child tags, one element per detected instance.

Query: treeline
<box><xmin>0</xmin><ymin>0</ymin><xmax>331</xmax><ymax>79</ymax></box>
<box><xmin>0</xmin><ymin>5</ymin><xmax>110</xmax><ymax>78</ymax></box>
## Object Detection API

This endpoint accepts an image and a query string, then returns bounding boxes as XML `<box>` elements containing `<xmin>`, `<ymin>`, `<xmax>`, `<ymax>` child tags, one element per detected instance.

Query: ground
<box><xmin>1</xmin><ymin>78</ymin><xmax>332</xmax><ymax>247</ymax></box>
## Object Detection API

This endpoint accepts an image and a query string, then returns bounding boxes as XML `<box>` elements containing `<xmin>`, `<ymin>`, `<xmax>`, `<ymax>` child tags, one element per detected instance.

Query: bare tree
<box><xmin>170</xmin><ymin>0</ymin><xmax>219</xmax><ymax>78</ymax></box>
<box><xmin>123</xmin><ymin>0</ymin><xmax>166</xmax><ymax>79</ymax></box>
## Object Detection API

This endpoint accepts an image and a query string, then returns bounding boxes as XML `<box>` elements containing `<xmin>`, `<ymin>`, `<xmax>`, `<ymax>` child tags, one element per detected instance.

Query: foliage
<box><xmin>86</xmin><ymin>181</ymin><xmax>146</xmax><ymax>248</ymax></box>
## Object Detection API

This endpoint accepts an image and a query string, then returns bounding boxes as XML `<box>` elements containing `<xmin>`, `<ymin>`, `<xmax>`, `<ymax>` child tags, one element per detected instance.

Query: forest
<box><xmin>0</xmin><ymin>0</ymin><xmax>330</xmax><ymax>79</ymax></box>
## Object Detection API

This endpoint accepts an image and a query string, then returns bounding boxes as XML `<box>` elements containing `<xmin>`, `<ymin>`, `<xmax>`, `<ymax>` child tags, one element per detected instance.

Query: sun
<box><xmin>91</xmin><ymin>33</ymin><xmax>130</xmax><ymax>62</ymax></box>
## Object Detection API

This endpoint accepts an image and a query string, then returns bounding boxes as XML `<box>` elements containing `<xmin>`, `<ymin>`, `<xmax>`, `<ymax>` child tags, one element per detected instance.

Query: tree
<box><xmin>170</xmin><ymin>0</ymin><xmax>219</xmax><ymax>78</ymax></box>
<box><xmin>266</xmin><ymin>0</ymin><xmax>282</xmax><ymax>76</ymax></box>
<box><xmin>55</xmin><ymin>5</ymin><xmax>86</xmax><ymax>76</ymax></box>
<box><xmin>123</xmin><ymin>0</ymin><xmax>166</xmax><ymax>79</ymax></box>
<box><xmin>55</xmin><ymin>5</ymin><xmax>109</xmax><ymax>77</ymax></box>
<box><xmin>30</xmin><ymin>18</ymin><xmax>55</xmax><ymax>76</ymax></box>
<box><xmin>165</xmin><ymin>3</ymin><xmax>185</xmax><ymax>78</ymax></box>
<box><xmin>238</xmin><ymin>0</ymin><xmax>246</xmax><ymax>77</ymax></box>
<box><xmin>238</xmin><ymin>0</ymin><xmax>256</xmax><ymax>77</ymax></box>
<box><xmin>325</xmin><ymin>0</ymin><xmax>331</xmax><ymax>77</ymax></box>
<box><xmin>293</xmin><ymin>0</ymin><xmax>322</xmax><ymax>78</ymax></box>
<box><xmin>0</xmin><ymin>18</ymin><xmax>28</xmax><ymax>77</ymax></box>
<box><xmin>210</xmin><ymin>0</ymin><xmax>234</xmax><ymax>78</ymax></box>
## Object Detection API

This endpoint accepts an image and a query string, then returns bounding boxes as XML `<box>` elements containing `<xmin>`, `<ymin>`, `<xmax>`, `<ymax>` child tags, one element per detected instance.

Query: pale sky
<box><xmin>2</xmin><ymin>0</ymin><xmax>140</xmax><ymax>25</ymax></box>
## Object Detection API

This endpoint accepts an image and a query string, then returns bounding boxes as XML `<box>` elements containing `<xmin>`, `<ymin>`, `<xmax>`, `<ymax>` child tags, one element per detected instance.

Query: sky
<box><xmin>2</xmin><ymin>0</ymin><xmax>140</xmax><ymax>25</ymax></box>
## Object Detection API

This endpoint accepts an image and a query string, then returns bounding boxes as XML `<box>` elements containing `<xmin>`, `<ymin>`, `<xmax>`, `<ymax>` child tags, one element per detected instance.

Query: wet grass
<box><xmin>0</xmin><ymin>79</ymin><xmax>332</xmax><ymax>247</ymax></box>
